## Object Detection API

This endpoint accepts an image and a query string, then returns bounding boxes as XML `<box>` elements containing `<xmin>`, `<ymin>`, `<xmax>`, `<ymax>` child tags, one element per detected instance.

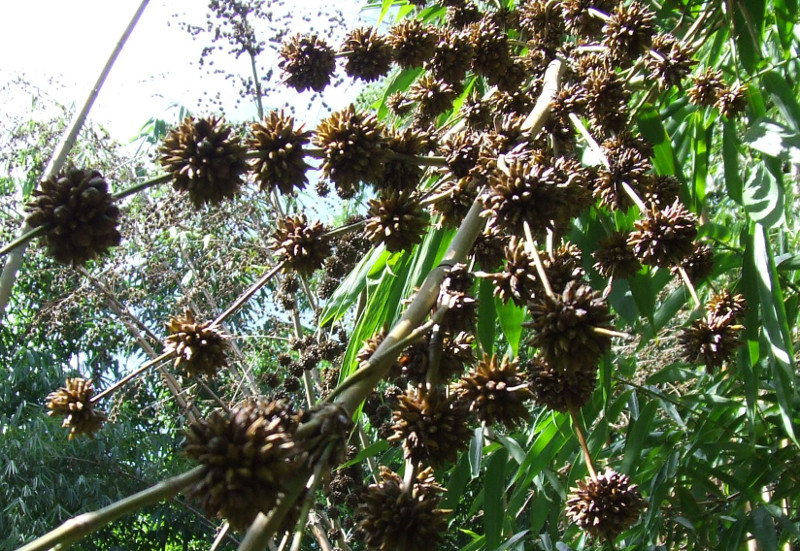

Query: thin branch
<box><xmin>91</xmin><ymin>351</ymin><xmax>173</xmax><ymax>403</ymax></box>
<box><xmin>0</xmin><ymin>0</ymin><xmax>151</xmax><ymax>316</ymax></box>
<box><xmin>111</xmin><ymin>173</ymin><xmax>171</xmax><ymax>201</ymax></box>
<box><xmin>212</xmin><ymin>262</ymin><xmax>284</xmax><ymax>327</ymax></box>
<box><xmin>17</xmin><ymin>467</ymin><xmax>204</xmax><ymax>551</ymax></box>
<box><xmin>0</xmin><ymin>225</ymin><xmax>47</xmax><ymax>258</ymax></box>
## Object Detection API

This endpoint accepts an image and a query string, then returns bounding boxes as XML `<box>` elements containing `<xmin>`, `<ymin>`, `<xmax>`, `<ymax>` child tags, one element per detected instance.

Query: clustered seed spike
<box><xmin>484</xmin><ymin>158</ymin><xmax>568</xmax><ymax>238</ymax></box>
<box><xmin>356</xmin><ymin>466</ymin><xmax>450</xmax><ymax>551</ymax></box>
<box><xmin>431</xmin><ymin>177</ymin><xmax>478</xmax><ymax>228</ymax></box>
<box><xmin>673</xmin><ymin>242</ymin><xmax>714</xmax><ymax>283</ymax></box>
<box><xmin>164</xmin><ymin>310</ymin><xmax>230</xmax><ymax>378</ymax></box>
<box><xmin>279</xmin><ymin>33</ymin><xmax>336</xmax><ymax>92</ymax></box>
<box><xmin>380</xmin><ymin>127</ymin><xmax>429</xmax><ymax>193</ymax></box>
<box><xmin>409</xmin><ymin>75</ymin><xmax>461</xmax><ymax>121</ymax></box>
<box><xmin>593</xmin><ymin>230</ymin><xmax>641</xmax><ymax>279</ymax></box>
<box><xmin>602</xmin><ymin>1</ymin><xmax>655</xmax><ymax>64</ymax></box>
<box><xmin>183</xmin><ymin>400</ymin><xmax>300</xmax><ymax>531</ymax></box>
<box><xmin>628</xmin><ymin>200</ymin><xmax>698</xmax><ymax>268</ymax></box>
<box><xmin>470</xmin><ymin>225</ymin><xmax>508</xmax><ymax>270</ymax></box>
<box><xmin>707</xmin><ymin>290</ymin><xmax>747</xmax><ymax>321</ymax></box>
<box><xmin>469</xmin><ymin>18</ymin><xmax>512</xmax><ymax>78</ymax></box>
<box><xmin>526</xmin><ymin>355</ymin><xmax>597</xmax><ymax>412</ymax></box>
<box><xmin>566</xmin><ymin>469</ymin><xmax>645</xmax><ymax>539</ymax></box>
<box><xmin>364</xmin><ymin>191</ymin><xmax>429</xmax><ymax>253</ymax></box>
<box><xmin>389</xmin><ymin>387</ymin><xmax>472</xmax><ymax>467</ymax></box>
<box><xmin>687</xmin><ymin>68</ymin><xmax>725</xmax><ymax>107</ymax></box>
<box><xmin>678</xmin><ymin>313</ymin><xmax>743</xmax><ymax>371</ymax></box>
<box><xmin>646</xmin><ymin>34</ymin><xmax>697</xmax><ymax>90</ymax></box>
<box><xmin>25</xmin><ymin>168</ymin><xmax>121</xmax><ymax>266</ymax></box>
<box><xmin>389</xmin><ymin>20</ymin><xmax>438</xmax><ymax>69</ymax></box>
<box><xmin>526</xmin><ymin>280</ymin><xmax>614</xmax><ymax>373</ymax></box>
<box><xmin>45</xmin><ymin>378</ymin><xmax>106</xmax><ymax>439</ymax></box>
<box><xmin>343</xmin><ymin>27</ymin><xmax>394</xmax><ymax>82</ymax></box>
<box><xmin>248</xmin><ymin>110</ymin><xmax>311</xmax><ymax>195</ymax></box>
<box><xmin>428</xmin><ymin>28</ymin><xmax>474</xmax><ymax>86</ymax></box>
<box><xmin>716</xmin><ymin>83</ymin><xmax>748</xmax><ymax>118</ymax></box>
<box><xmin>594</xmin><ymin>135</ymin><xmax>653</xmax><ymax>211</ymax></box>
<box><xmin>270</xmin><ymin>214</ymin><xmax>332</xmax><ymax>277</ymax></box>
<box><xmin>486</xmin><ymin>236</ymin><xmax>538</xmax><ymax>307</ymax></box>
<box><xmin>314</xmin><ymin>105</ymin><xmax>387</xmax><ymax>197</ymax></box>
<box><xmin>159</xmin><ymin>115</ymin><xmax>247</xmax><ymax>207</ymax></box>
<box><xmin>456</xmin><ymin>354</ymin><xmax>533</xmax><ymax>427</ymax></box>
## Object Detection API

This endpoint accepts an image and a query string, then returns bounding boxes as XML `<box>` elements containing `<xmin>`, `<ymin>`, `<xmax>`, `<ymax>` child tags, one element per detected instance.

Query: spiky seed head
<box><xmin>486</xmin><ymin>237</ymin><xmax>539</xmax><ymax>307</ymax></box>
<box><xmin>463</xmin><ymin>95</ymin><xmax>493</xmax><ymax>129</ymax></box>
<box><xmin>645</xmin><ymin>34</ymin><xmax>697</xmax><ymax>90</ymax></box>
<box><xmin>456</xmin><ymin>354</ymin><xmax>533</xmax><ymax>427</ymax></box>
<box><xmin>356</xmin><ymin>466</ymin><xmax>450</xmax><ymax>551</ymax></box>
<box><xmin>389</xmin><ymin>20</ymin><xmax>438</xmax><ymax>69</ymax></box>
<box><xmin>519</xmin><ymin>0</ymin><xmax>565</xmax><ymax>52</ymax></box>
<box><xmin>716</xmin><ymin>83</ymin><xmax>748</xmax><ymax>118</ymax></box>
<box><xmin>593</xmin><ymin>135</ymin><xmax>653</xmax><ymax>211</ymax></box>
<box><xmin>628</xmin><ymin>200</ymin><xmax>698</xmax><ymax>268</ymax></box>
<box><xmin>46</xmin><ymin>378</ymin><xmax>106</xmax><ymax>439</ymax></box>
<box><xmin>566</xmin><ymin>469</ymin><xmax>645</xmax><ymax>539</ymax></box>
<box><xmin>442</xmin><ymin>131</ymin><xmax>482</xmax><ymax>179</ymax></box>
<box><xmin>270</xmin><ymin>214</ymin><xmax>332</xmax><ymax>277</ymax></box>
<box><xmin>526</xmin><ymin>280</ymin><xmax>614</xmax><ymax>373</ymax></box>
<box><xmin>314</xmin><ymin>105</ymin><xmax>387</xmax><ymax>197</ymax></box>
<box><xmin>678</xmin><ymin>314</ymin><xmax>743</xmax><ymax>371</ymax></box>
<box><xmin>159</xmin><ymin>116</ymin><xmax>246</xmax><ymax>208</ymax></box>
<box><xmin>343</xmin><ymin>27</ymin><xmax>394</xmax><ymax>82</ymax></box>
<box><xmin>560</xmin><ymin>0</ymin><xmax>617</xmax><ymax>37</ymax></box>
<box><xmin>279</xmin><ymin>33</ymin><xmax>336</xmax><ymax>92</ymax></box>
<box><xmin>165</xmin><ymin>310</ymin><xmax>230</xmax><ymax>378</ymax></box>
<box><xmin>526</xmin><ymin>355</ymin><xmax>598</xmax><ymax>412</ymax></box>
<box><xmin>688</xmin><ymin>68</ymin><xmax>725</xmax><ymax>107</ymax></box>
<box><xmin>469</xmin><ymin>19</ymin><xmax>512</xmax><ymax>78</ymax></box>
<box><xmin>645</xmin><ymin>174</ymin><xmax>682</xmax><ymax>207</ymax></box>
<box><xmin>183</xmin><ymin>400</ymin><xmax>300</xmax><ymax>531</ymax></box>
<box><xmin>248</xmin><ymin>110</ymin><xmax>311</xmax><ymax>195</ymax></box>
<box><xmin>593</xmin><ymin>230</ymin><xmax>641</xmax><ymax>279</ymax></box>
<box><xmin>386</xmin><ymin>91</ymin><xmax>415</xmax><ymax>118</ymax></box>
<box><xmin>673</xmin><ymin>242</ymin><xmax>714</xmax><ymax>283</ymax></box>
<box><xmin>431</xmin><ymin>177</ymin><xmax>478</xmax><ymax>228</ymax></box>
<box><xmin>582</xmin><ymin>68</ymin><xmax>631</xmax><ymax>135</ymax></box>
<box><xmin>25</xmin><ymin>169</ymin><xmax>121</xmax><ymax>266</ymax></box>
<box><xmin>389</xmin><ymin>387</ymin><xmax>472</xmax><ymax>467</ymax></box>
<box><xmin>448</xmin><ymin>2</ymin><xmax>483</xmax><ymax>29</ymax></box>
<box><xmin>485</xmin><ymin>158</ymin><xmax>568</xmax><ymax>238</ymax></box>
<box><xmin>379</xmin><ymin>127</ymin><xmax>429</xmax><ymax>193</ymax></box>
<box><xmin>428</xmin><ymin>28</ymin><xmax>474</xmax><ymax>86</ymax></box>
<box><xmin>471</xmin><ymin>225</ymin><xmax>508</xmax><ymax>270</ymax></box>
<box><xmin>365</xmin><ymin>191</ymin><xmax>429</xmax><ymax>253</ymax></box>
<box><xmin>707</xmin><ymin>290</ymin><xmax>747</xmax><ymax>322</ymax></box>
<box><xmin>409</xmin><ymin>75</ymin><xmax>461</xmax><ymax>121</ymax></box>
<box><xmin>602</xmin><ymin>1</ymin><xmax>655</xmax><ymax>64</ymax></box>
<box><xmin>535</xmin><ymin>244</ymin><xmax>586</xmax><ymax>298</ymax></box>
<box><xmin>437</xmin><ymin>288</ymin><xmax>478</xmax><ymax>335</ymax></box>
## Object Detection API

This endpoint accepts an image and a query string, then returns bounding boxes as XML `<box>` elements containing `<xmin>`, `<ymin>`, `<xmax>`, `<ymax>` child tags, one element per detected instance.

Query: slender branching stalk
<box><xmin>17</xmin><ymin>466</ymin><xmax>204</xmax><ymax>551</ymax></box>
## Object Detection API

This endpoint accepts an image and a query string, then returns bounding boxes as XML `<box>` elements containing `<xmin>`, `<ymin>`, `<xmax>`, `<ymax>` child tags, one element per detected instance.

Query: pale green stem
<box><xmin>17</xmin><ymin>467</ymin><xmax>203</xmax><ymax>551</ymax></box>
<box><xmin>91</xmin><ymin>351</ymin><xmax>173</xmax><ymax>403</ymax></box>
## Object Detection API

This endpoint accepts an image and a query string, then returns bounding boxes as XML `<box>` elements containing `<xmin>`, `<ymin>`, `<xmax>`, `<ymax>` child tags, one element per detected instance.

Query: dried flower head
<box><xmin>566</xmin><ymin>469</ymin><xmax>645</xmax><ymax>539</ymax></box>
<box><xmin>165</xmin><ymin>310</ymin><xmax>230</xmax><ymax>378</ymax></box>
<box><xmin>46</xmin><ymin>378</ymin><xmax>106</xmax><ymax>439</ymax></box>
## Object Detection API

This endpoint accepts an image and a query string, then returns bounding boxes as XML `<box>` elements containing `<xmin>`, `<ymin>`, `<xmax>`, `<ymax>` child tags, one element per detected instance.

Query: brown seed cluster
<box><xmin>456</xmin><ymin>354</ymin><xmax>533</xmax><ymax>426</ymax></box>
<box><xmin>159</xmin><ymin>116</ymin><xmax>247</xmax><ymax>208</ymax></box>
<box><xmin>270</xmin><ymin>215</ymin><xmax>332</xmax><ymax>277</ymax></box>
<box><xmin>566</xmin><ymin>469</ymin><xmax>645</xmax><ymax>539</ymax></box>
<box><xmin>248</xmin><ymin>110</ymin><xmax>311</xmax><ymax>195</ymax></box>
<box><xmin>25</xmin><ymin>169</ymin><xmax>121</xmax><ymax>266</ymax></box>
<box><xmin>164</xmin><ymin>310</ymin><xmax>229</xmax><ymax>378</ymax></box>
<box><xmin>357</xmin><ymin>466</ymin><xmax>450</xmax><ymax>551</ymax></box>
<box><xmin>184</xmin><ymin>400</ymin><xmax>300</xmax><ymax>531</ymax></box>
<box><xmin>45</xmin><ymin>378</ymin><xmax>106</xmax><ymax>440</ymax></box>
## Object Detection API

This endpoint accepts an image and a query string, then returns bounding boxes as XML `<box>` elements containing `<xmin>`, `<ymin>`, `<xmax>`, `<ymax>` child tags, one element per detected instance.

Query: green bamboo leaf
<box><xmin>637</xmin><ymin>103</ymin><xmax>677</xmax><ymax>176</ymax></box>
<box><xmin>690</xmin><ymin>110</ymin><xmax>711</xmax><ymax>208</ymax></box>
<box><xmin>496</xmin><ymin>530</ymin><xmax>530</xmax><ymax>551</ymax></box>
<box><xmin>743</xmin><ymin>117</ymin><xmax>800</xmax><ymax>163</ymax></box>
<box><xmin>762</xmin><ymin>71</ymin><xmax>800</xmax><ymax>133</ymax></box>
<box><xmin>339</xmin><ymin>440</ymin><xmax>388</xmax><ymax>469</ymax></box>
<box><xmin>319</xmin><ymin>246</ymin><xmax>387</xmax><ymax>327</ymax></box>
<box><xmin>776</xmin><ymin>253</ymin><xmax>800</xmax><ymax>270</ymax></box>
<box><xmin>469</xmin><ymin>427</ymin><xmax>483</xmax><ymax>479</ymax></box>
<box><xmin>442</xmin><ymin>452</ymin><xmax>472</xmax><ymax>510</ymax></box>
<box><xmin>496</xmin><ymin>434</ymin><xmax>526</xmax><ymax>465</ymax></box>
<box><xmin>477</xmin><ymin>279</ymin><xmax>496</xmax><ymax>354</ymax></box>
<box><xmin>723</xmin><ymin>119</ymin><xmax>743</xmax><ymax>203</ymax></box>
<box><xmin>751</xmin><ymin>506</ymin><xmax>778</xmax><ymax>551</ymax></box>
<box><xmin>748</xmin><ymin>223</ymin><xmax>798</xmax><ymax>445</ymax></box>
<box><xmin>485</xmin><ymin>448</ymin><xmax>508</xmax><ymax>551</ymax></box>
<box><xmin>621</xmin><ymin>398</ymin><xmax>658</xmax><ymax>475</ymax></box>
<box><xmin>733</xmin><ymin>0</ymin><xmax>766</xmax><ymax>73</ymax></box>
<box><xmin>495</xmin><ymin>296</ymin><xmax>525</xmax><ymax>355</ymax></box>
<box><xmin>742</xmin><ymin>164</ymin><xmax>784</xmax><ymax>228</ymax></box>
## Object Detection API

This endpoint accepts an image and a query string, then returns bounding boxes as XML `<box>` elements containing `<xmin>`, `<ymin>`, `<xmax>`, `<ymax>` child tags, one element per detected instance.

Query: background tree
<box><xmin>2</xmin><ymin>0</ymin><xmax>800</xmax><ymax>550</ymax></box>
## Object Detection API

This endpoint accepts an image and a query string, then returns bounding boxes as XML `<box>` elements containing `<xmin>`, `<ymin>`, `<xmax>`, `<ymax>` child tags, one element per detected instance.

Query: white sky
<box><xmin>0</xmin><ymin>0</ymin><xmax>370</xmax><ymax>142</ymax></box>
